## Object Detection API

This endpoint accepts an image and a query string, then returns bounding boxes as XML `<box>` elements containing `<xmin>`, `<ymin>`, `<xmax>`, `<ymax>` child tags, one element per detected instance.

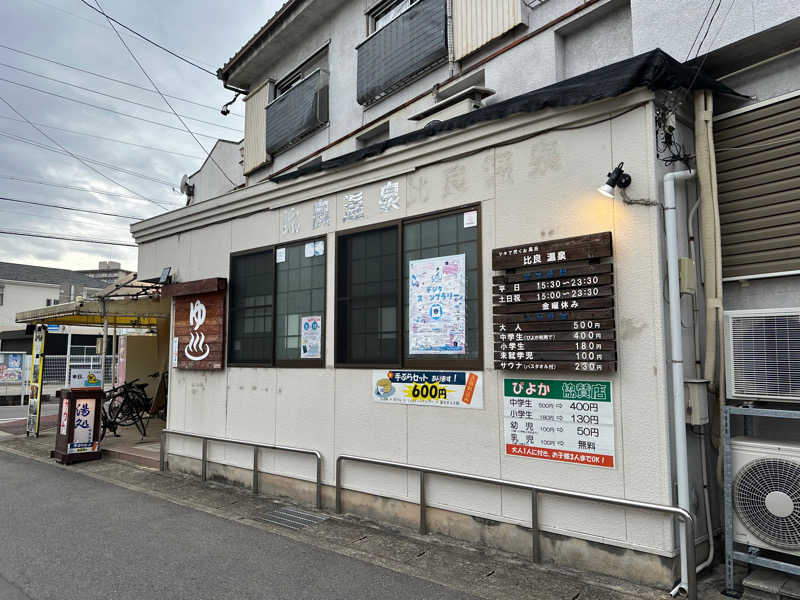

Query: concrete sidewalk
<box><xmin>0</xmin><ymin>431</ymin><xmax>735</xmax><ymax>600</ymax></box>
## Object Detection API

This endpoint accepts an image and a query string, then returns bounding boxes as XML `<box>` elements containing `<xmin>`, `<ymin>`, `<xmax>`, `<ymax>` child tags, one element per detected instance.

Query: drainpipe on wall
<box><xmin>693</xmin><ymin>90</ymin><xmax>726</xmax><ymax>484</ymax></box>
<box><xmin>446</xmin><ymin>0</ymin><xmax>456</xmax><ymax>77</ymax></box>
<box><xmin>664</xmin><ymin>168</ymin><xmax>697</xmax><ymax>598</ymax></box>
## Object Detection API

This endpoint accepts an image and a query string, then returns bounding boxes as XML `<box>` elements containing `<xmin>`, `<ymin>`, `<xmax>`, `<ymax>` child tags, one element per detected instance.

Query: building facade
<box><xmin>131</xmin><ymin>0</ymin><xmax>800</xmax><ymax>593</ymax></box>
<box><xmin>77</xmin><ymin>260</ymin><xmax>134</xmax><ymax>287</ymax></box>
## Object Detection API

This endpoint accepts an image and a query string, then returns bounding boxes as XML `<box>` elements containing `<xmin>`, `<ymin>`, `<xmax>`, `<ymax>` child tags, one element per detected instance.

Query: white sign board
<box><xmin>372</xmin><ymin>370</ymin><xmax>482</xmax><ymax>409</ymax></box>
<box><xmin>503</xmin><ymin>378</ymin><xmax>615</xmax><ymax>468</ymax></box>
<box><xmin>69</xmin><ymin>367</ymin><xmax>102</xmax><ymax>389</ymax></box>
<box><xmin>408</xmin><ymin>254</ymin><xmax>466</xmax><ymax>354</ymax></box>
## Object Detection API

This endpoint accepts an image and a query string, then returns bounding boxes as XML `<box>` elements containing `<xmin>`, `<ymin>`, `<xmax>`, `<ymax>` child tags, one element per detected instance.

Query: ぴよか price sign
<box><xmin>373</xmin><ymin>370</ymin><xmax>482</xmax><ymax>409</ymax></box>
<box><xmin>503</xmin><ymin>378</ymin><xmax>615</xmax><ymax>467</ymax></box>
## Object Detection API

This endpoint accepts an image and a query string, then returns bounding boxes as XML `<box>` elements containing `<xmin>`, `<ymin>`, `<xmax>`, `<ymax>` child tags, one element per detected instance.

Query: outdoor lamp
<box><xmin>598</xmin><ymin>162</ymin><xmax>632</xmax><ymax>197</ymax></box>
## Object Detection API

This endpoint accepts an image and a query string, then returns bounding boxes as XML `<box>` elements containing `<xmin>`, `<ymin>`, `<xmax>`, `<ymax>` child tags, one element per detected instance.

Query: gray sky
<box><xmin>0</xmin><ymin>0</ymin><xmax>284</xmax><ymax>272</ymax></box>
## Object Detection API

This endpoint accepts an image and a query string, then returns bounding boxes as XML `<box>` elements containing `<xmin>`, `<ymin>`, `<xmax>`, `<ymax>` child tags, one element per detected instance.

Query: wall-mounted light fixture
<box><xmin>598</xmin><ymin>162</ymin><xmax>632</xmax><ymax>198</ymax></box>
<box><xmin>220</xmin><ymin>92</ymin><xmax>239</xmax><ymax>116</ymax></box>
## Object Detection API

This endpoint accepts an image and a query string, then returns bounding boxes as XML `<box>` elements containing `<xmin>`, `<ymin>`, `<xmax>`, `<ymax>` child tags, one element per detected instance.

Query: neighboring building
<box><xmin>0</xmin><ymin>262</ymin><xmax>104</xmax><ymax>332</ymax></box>
<box><xmin>77</xmin><ymin>260</ymin><xmax>134</xmax><ymax>287</ymax></box>
<box><xmin>131</xmin><ymin>1</ymin><xmax>800</xmax><ymax>595</ymax></box>
<box><xmin>180</xmin><ymin>139</ymin><xmax>245</xmax><ymax>205</ymax></box>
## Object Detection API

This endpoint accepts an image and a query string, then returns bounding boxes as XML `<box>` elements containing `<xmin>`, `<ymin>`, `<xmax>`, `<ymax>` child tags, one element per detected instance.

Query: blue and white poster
<box><xmin>409</xmin><ymin>254</ymin><xmax>466</xmax><ymax>354</ymax></box>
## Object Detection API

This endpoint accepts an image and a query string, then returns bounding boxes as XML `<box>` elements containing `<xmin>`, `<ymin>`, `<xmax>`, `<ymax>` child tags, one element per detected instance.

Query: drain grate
<box><xmin>254</xmin><ymin>506</ymin><xmax>329</xmax><ymax>530</ymax></box>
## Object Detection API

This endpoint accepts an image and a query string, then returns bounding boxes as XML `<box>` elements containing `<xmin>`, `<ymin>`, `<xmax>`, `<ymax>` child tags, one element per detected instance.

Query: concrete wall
<box><xmin>137</xmin><ymin>97</ymin><xmax>706</xmax><ymax>583</ymax></box>
<box><xmin>0</xmin><ymin>280</ymin><xmax>60</xmax><ymax>331</ymax></box>
<box><xmin>187</xmin><ymin>140</ymin><xmax>244</xmax><ymax>205</ymax></box>
<box><xmin>226</xmin><ymin>0</ymin><xmax>799</xmax><ymax>190</ymax></box>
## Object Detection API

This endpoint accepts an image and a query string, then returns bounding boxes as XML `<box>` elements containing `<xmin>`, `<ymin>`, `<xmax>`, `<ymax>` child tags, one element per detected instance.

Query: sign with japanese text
<box><xmin>26</xmin><ymin>325</ymin><xmax>46</xmax><ymax>437</ymax></box>
<box><xmin>492</xmin><ymin>233</ymin><xmax>616</xmax><ymax>373</ymax></box>
<box><xmin>504</xmin><ymin>378</ymin><xmax>614</xmax><ymax>467</ymax></box>
<box><xmin>373</xmin><ymin>370</ymin><xmax>483</xmax><ymax>409</ymax></box>
<box><xmin>301</xmin><ymin>316</ymin><xmax>322</xmax><ymax>359</ymax></box>
<box><xmin>68</xmin><ymin>397</ymin><xmax>98</xmax><ymax>454</ymax></box>
<box><xmin>174</xmin><ymin>289</ymin><xmax>226</xmax><ymax>370</ymax></box>
<box><xmin>409</xmin><ymin>254</ymin><xmax>466</xmax><ymax>354</ymax></box>
<box><xmin>0</xmin><ymin>353</ymin><xmax>24</xmax><ymax>383</ymax></box>
<box><xmin>69</xmin><ymin>367</ymin><xmax>102</xmax><ymax>389</ymax></box>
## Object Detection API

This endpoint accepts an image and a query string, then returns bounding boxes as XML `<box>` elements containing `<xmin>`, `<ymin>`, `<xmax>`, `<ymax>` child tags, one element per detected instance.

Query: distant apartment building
<box><xmin>77</xmin><ymin>260</ymin><xmax>134</xmax><ymax>287</ymax></box>
<box><xmin>0</xmin><ymin>262</ymin><xmax>104</xmax><ymax>332</ymax></box>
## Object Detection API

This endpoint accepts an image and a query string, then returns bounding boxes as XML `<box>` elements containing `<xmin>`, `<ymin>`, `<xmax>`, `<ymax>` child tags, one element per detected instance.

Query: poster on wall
<box><xmin>372</xmin><ymin>370</ymin><xmax>482</xmax><ymax>409</ymax></box>
<box><xmin>0</xmin><ymin>353</ymin><xmax>24</xmax><ymax>383</ymax></box>
<box><xmin>300</xmin><ymin>316</ymin><xmax>322</xmax><ymax>359</ymax></box>
<box><xmin>409</xmin><ymin>254</ymin><xmax>466</xmax><ymax>354</ymax></box>
<box><xmin>503</xmin><ymin>378</ymin><xmax>615</xmax><ymax>467</ymax></box>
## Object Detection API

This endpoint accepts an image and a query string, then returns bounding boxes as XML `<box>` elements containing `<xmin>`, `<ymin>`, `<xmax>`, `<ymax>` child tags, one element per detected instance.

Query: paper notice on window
<box><xmin>301</xmin><ymin>316</ymin><xmax>322</xmax><ymax>359</ymax></box>
<box><xmin>305</xmin><ymin>242</ymin><xmax>315</xmax><ymax>258</ymax></box>
<box><xmin>409</xmin><ymin>254</ymin><xmax>466</xmax><ymax>354</ymax></box>
<box><xmin>314</xmin><ymin>240</ymin><xmax>325</xmax><ymax>256</ymax></box>
<box><xmin>276</xmin><ymin>247</ymin><xmax>286</xmax><ymax>263</ymax></box>
<box><xmin>463</xmin><ymin>210</ymin><xmax>478</xmax><ymax>228</ymax></box>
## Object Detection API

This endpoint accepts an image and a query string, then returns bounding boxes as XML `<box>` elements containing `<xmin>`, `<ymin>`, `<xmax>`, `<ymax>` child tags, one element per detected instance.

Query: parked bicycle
<box><xmin>100</xmin><ymin>372</ymin><xmax>159</xmax><ymax>441</ymax></box>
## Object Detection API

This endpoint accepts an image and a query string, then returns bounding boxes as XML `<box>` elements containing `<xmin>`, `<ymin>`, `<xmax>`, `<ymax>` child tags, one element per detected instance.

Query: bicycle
<box><xmin>100</xmin><ymin>372</ymin><xmax>159</xmax><ymax>441</ymax></box>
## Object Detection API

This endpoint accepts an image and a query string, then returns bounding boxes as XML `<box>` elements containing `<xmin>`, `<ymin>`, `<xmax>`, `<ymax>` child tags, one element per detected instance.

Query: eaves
<box><xmin>130</xmin><ymin>88</ymin><xmax>655</xmax><ymax>245</ymax></box>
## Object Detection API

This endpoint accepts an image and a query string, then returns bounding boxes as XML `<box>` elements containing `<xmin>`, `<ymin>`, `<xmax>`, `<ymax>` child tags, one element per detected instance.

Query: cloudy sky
<box><xmin>0</xmin><ymin>0</ymin><xmax>284</xmax><ymax>272</ymax></box>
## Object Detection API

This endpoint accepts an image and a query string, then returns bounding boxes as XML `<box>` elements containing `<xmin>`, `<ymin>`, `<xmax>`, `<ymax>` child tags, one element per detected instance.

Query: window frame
<box><xmin>334</xmin><ymin>203</ymin><xmax>483</xmax><ymax>370</ymax></box>
<box><xmin>274</xmin><ymin>44</ymin><xmax>330</xmax><ymax>98</ymax></box>
<box><xmin>367</xmin><ymin>0</ymin><xmax>419</xmax><ymax>34</ymax></box>
<box><xmin>228</xmin><ymin>236</ymin><xmax>328</xmax><ymax>369</ymax></box>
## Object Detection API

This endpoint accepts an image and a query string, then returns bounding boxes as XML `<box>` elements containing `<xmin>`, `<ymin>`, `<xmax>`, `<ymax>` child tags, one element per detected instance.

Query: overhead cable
<box><xmin>684</xmin><ymin>0</ymin><xmax>718</xmax><ymax>61</ymax></box>
<box><xmin>0</xmin><ymin>115</ymin><xmax>203</xmax><ymax>159</ymax></box>
<box><xmin>0</xmin><ymin>44</ymin><xmax>241</xmax><ymax>115</ymax></box>
<box><xmin>0</xmin><ymin>227</ymin><xmax>136</xmax><ymax>247</ymax></box>
<box><xmin>94</xmin><ymin>0</ymin><xmax>237</xmax><ymax>187</ymax></box>
<box><xmin>0</xmin><ymin>93</ymin><xmax>170</xmax><ymax>209</ymax></box>
<box><xmin>0</xmin><ymin>195</ymin><xmax>141</xmax><ymax>219</ymax></box>
<box><xmin>78</xmin><ymin>0</ymin><xmax>217</xmax><ymax>76</ymax></box>
<box><xmin>0</xmin><ymin>174</ymin><xmax>183</xmax><ymax>205</ymax></box>
<box><xmin>0</xmin><ymin>130</ymin><xmax>178</xmax><ymax>187</ymax></box>
<box><xmin>0</xmin><ymin>77</ymin><xmax>242</xmax><ymax>133</ymax></box>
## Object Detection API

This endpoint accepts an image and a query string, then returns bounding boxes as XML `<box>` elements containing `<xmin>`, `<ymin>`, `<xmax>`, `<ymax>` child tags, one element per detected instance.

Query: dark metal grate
<box><xmin>254</xmin><ymin>506</ymin><xmax>329</xmax><ymax>531</ymax></box>
<box><xmin>265</xmin><ymin>69</ymin><xmax>329</xmax><ymax>156</ymax></box>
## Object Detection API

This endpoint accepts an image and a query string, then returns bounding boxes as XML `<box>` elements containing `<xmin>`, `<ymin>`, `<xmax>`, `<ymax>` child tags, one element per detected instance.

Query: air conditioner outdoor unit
<box><xmin>725</xmin><ymin>308</ymin><xmax>800</xmax><ymax>402</ymax></box>
<box><xmin>731</xmin><ymin>437</ymin><xmax>800</xmax><ymax>557</ymax></box>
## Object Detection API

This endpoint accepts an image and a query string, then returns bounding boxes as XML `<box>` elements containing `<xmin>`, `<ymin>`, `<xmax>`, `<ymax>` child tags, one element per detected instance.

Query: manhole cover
<box><xmin>254</xmin><ymin>506</ymin><xmax>328</xmax><ymax>530</ymax></box>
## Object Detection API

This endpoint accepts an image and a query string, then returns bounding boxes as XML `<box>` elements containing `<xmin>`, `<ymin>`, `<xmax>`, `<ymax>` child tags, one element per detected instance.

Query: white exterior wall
<box><xmin>0</xmin><ymin>280</ymin><xmax>60</xmax><ymax>332</ymax></box>
<box><xmin>136</xmin><ymin>92</ymin><xmax>699</xmax><ymax>556</ymax></box>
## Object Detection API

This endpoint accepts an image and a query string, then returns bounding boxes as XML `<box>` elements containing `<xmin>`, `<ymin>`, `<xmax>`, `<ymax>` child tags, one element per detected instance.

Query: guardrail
<box><xmin>335</xmin><ymin>455</ymin><xmax>697</xmax><ymax>599</ymax></box>
<box><xmin>160</xmin><ymin>430</ymin><xmax>322</xmax><ymax>509</ymax></box>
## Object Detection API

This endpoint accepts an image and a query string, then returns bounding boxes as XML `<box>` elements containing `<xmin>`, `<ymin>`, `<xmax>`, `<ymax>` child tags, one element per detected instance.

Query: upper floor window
<box><xmin>276</xmin><ymin>47</ymin><xmax>329</xmax><ymax>97</ymax></box>
<box><xmin>370</xmin><ymin>0</ymin><xmax>419</xmax><ymax>33</ymax></box>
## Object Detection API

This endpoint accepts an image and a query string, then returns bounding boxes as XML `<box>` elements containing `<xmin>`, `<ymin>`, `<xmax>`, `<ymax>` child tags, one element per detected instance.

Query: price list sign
<box><xmin>492</xmin><ymin>232</ymin><xmax>616</xmax><ymax>374</ymax></box>
<box><xmin>504</xmin><ymin>378</ymin><xmax>615</xmax><ymax>467</ymax></box>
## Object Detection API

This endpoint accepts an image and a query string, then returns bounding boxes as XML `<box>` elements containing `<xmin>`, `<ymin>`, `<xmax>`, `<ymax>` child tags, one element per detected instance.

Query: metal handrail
<box><xmin>160</xmin><ymin>429</ymin><xmax>322</xmax><ymax>509</ymax></box>
<box><xmin>335</xmin><ymin>454</ymin><xmax>696</xmax><ymax>600</ymax></box>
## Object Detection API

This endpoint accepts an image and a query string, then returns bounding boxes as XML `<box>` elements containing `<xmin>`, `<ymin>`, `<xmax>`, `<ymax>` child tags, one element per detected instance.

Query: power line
<box><xmin>0</xmin><ymin>93</ymin><xmax>170</xmax><ymax>209</ymax></box>
<box><xmin>24</xmin><ymin>0</ymin><xmax>218</xmax><ymax>70</ymax></box>
<box><xmin>0</xmin><ymin>77</ymin><xmax>242</xmax><ymax>133</ymax></box>
<box><xmin>0</xmin><ymin>227</ymin><xmax>136</xmax><ymax>247</ymax></box>
<box><xmin>0</xmin><ymin>174</ymin><xmax>183</xmax><ymax>205</ymax></box>
<box><xmin>0</xmin><ymin>115</ymin><xmax>203</xmax><ymax>159</ymax></box>
<box><xmin>0</xmin><ymin>62</ymin><xmax>243</xmax><ymax>124</ymax></box>
<box><xmin>0</xmin><ymin>195</ymin><xmax>141</xmax><ymax>219</ymax></box>
<box><xmin>0</xmin><ymin>130</ymin><xmax>178</xmax><ymax>187</ymax></box>
<box><xmin>685</xmin><ymin>0</ymin><xmax>718</xmax><ymax>61</ymax></box>
<box><xmin>94</xmin><ymin>0</ymin><xmax>237</xmax><ymax>188</ymax></box>
<box><xmin>78</xmin><ymin>0</ymin><xmax>217</xmax><ymax>77</ymax></box>
<box><xmin>0</xmin><ymin>44</ymin><xmax>242</xmax><ymax>115</ymax></box>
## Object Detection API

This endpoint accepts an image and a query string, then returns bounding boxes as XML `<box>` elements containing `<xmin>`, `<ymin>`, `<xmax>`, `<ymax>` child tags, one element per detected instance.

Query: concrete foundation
<box><xmin>167</xmin><ymin>453</ymin><xmax>678</xmax><ymax>588</ymax></box>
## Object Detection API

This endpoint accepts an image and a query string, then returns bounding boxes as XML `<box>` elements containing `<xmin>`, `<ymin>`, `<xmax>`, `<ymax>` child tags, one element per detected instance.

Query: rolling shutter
<box><xmin>243</xmin><ymin>83</ymin><xmax>270</xmax><ymax>174</ymax></box>
<box><xmin>451</xmin><ymin>0</ymin><xmax>523</xmax><ymax>61</ymax></box>
<box><xmin>715</xmin><ymin>95</ymin><xmax>800</xmax><ymax>278</ymax></box>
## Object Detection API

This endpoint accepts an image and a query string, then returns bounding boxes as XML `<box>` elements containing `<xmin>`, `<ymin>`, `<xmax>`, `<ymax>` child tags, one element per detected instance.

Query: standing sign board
<box><xmin>26</xmin><ymin>325</ymin><xmax>46</xmax><ymax>437</ymax></box>
<box><xmin>69</xmin><ymin>367</ymin><xmax>103</xmax><ymax>389</ymax></box>
<box><xmin>164</xmin><ymin>278</ymin><xmax>227</xmax><ymax>371</ymax></box>
<box><xmin>52</xmin><ymin>389</ymin><xmax>103</xmax><ymax>464</ymax></box>
<box><xmin>492</xmin><ymin>232</ymin><xmax>617</xmax><ymax>374</ymax></box>
<box><xmin>503</xmin><ymin>378</ymin><xmax>615</xmax><ymax>467</ymax></box>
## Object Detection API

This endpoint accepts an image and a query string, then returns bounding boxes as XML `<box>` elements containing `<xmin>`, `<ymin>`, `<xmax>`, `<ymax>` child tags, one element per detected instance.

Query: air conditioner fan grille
<box><xmin>734</xmin><ymin>457</ymin><xmax>800</xmax><ymax>550</ymax></box>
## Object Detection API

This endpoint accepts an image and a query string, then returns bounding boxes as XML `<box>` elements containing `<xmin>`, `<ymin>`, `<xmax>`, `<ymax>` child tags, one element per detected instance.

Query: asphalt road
<box><xmin>0</xmin><ymin>403</ymin><xmax>59</xmax><ymax>421</ymax></box>
<box><xmin>0</xmin><ymin>452</ymin><xmax>478</xmax><ymax>600</ymax></box>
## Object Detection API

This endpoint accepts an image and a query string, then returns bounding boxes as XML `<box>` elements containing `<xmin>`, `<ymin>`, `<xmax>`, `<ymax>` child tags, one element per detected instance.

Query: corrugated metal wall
<box><xmin>451</xmin><ymin>0</ymin><xmax>522</xmax><ymax>61</ymax></box>
<box><xmin>243</xmin><ymin>83</ymin><xmax>269</xmax><ymax>174</ymax></box>
<box><xmin>715</xmin><ymin>94</ymin><xmax>800</xmax><ymax>278</ymax></box>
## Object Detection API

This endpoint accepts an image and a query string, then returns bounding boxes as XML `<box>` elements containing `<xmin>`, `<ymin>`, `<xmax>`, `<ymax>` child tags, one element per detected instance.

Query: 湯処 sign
<box><xmin>164</xmin><ymin>278</ymin><xmax>227</xmax><ymax>370</ymax></box>
<box><xmin>492</xmin><ymin>233</ymin><xmax>617</xmax><ymax>373</ymax></box>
